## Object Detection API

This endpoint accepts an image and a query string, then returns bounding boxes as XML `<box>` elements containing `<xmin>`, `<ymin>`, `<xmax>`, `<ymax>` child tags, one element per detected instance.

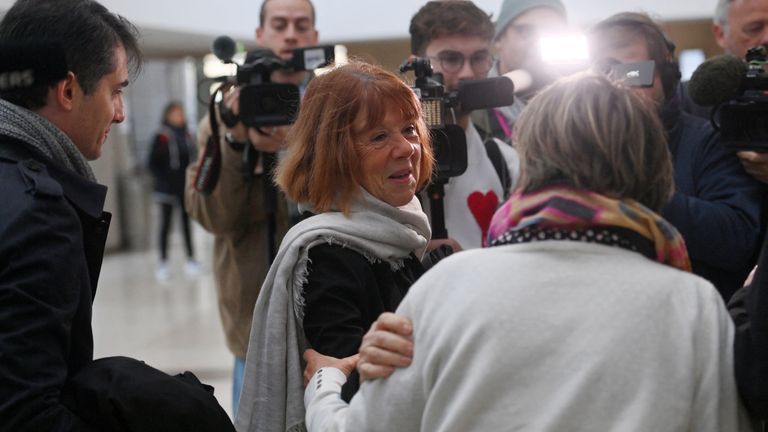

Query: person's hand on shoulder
<box><xmin>357</xmin><ymin>312</ymin><xmax>414</xmax><ymax>382</ymax></box>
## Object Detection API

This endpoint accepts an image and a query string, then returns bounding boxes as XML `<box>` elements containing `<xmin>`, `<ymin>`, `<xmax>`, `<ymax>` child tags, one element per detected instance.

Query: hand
<box><xmin>737</xmin><ymin>151</ymin><xmax>768</xmax><ymax>184</ymax></box>
<box><xmin>357</xmin><ymin>312</ymin><xmax>414</xmax><ymax>382</ymax></box>
<box><xmin>303</xmin><ymin>349</ymin><xmax>359</xmax><ymax>387</ymax></box>
<box><xmin>427</xmin><ymin>238</ymin><xmax>462</xmax><ymax>253</ymax></box>
<box><xmin>221</xmin><ymin>87</ymin><xmax>248</xmax><ymax>143</ymax></box>
<box><xmin>246</xmin><ymin>125</ymin><xmax>289</xmax><ymax>153</ymax></box>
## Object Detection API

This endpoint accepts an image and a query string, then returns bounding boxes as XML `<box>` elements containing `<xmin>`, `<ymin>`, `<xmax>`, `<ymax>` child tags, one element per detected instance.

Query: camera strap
<box><xmin>192</xmin><ymin>86</ymin><xmax>224</xmax><ymax>195</ymax></box>
<box><xmin>483</xmin><ymin>138</ymin><xmax>512</xmax><ymax>200</ymax></box>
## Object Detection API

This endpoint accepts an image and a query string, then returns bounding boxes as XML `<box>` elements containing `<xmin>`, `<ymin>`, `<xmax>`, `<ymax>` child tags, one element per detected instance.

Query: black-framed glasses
<box><xmin>430</xmin><ymin>50</ymin><xmax>494</xmax><ymax>74</ymax></box>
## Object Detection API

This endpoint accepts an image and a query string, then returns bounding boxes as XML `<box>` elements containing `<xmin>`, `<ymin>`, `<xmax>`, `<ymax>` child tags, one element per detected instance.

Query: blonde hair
<box><xmin>275</xmin><ymin>61</ymin><xmax>434</xmax><ymax>214</ymax></box>
<box><xmin>515</xmin><ymin>73</ymin><xmax>673</xmax><ymax>211</ymax></box>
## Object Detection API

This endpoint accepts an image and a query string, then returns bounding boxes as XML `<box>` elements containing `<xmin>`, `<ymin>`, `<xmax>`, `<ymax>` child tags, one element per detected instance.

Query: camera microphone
<box><xmin>456</xmin><ymin>76</ymin><xmax>515</xmax><ymax>112</ymax></box>
<box><xmin>688</xmin><ymin>54</ymin><xmax>746</xmax><ymax>106</ymax></box>
<box><xmin>0</xmin><ymin>42</ymin><xmax>68</xmax><ymax>91</ymax></box>
<box><xmin>212</xmin><ymin>36</ymin><xmax>237</xmax><ymax>63</ymax></box>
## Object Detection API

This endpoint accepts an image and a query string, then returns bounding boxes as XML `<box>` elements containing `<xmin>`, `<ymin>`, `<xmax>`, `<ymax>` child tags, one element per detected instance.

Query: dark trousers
<box><xmin>158</xmin><ymin>201</ymin><xmax>194</xmax><ymax>261</ymax></box>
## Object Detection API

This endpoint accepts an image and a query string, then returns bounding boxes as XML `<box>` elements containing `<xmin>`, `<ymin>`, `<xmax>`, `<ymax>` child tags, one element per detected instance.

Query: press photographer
<box><xmin>406</xmin><ymin>0</ymin><xmax>520</xmax><ymax>250</ymax></box>
<box><xmin>184</xmin><ymin>0</ymin><xmax>323</xmax><ymax>415</ymax></box>
<box><xmin>589</xmin><ymin>12</ymin><xmax>765</xmax><ymax>302</ymax></box>
<box><xmin>688</xmin><ymin>47</ymin><xmax>768</xmax><ymax>151</ymax></box>
<box><xmin>473</xmin><ymin>0</ymin><xmax>568</xmax><ymax>144</ymax></box>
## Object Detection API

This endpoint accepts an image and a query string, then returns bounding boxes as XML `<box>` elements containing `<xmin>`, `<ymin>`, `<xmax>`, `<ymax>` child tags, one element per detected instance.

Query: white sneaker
<box><xmin>184</xmin><ymin>260</ymin><xmax>201</xmax><ymax>277</ymax></box>
<box><xmin>155</xmin><ymin>263</ymin><xmax>170</xmax><ymax>282</ymax></box>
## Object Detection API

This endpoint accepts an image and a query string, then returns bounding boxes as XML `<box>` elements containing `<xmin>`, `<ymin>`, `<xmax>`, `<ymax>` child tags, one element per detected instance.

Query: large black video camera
<box><xmin>399</xmin><ymin>57</ymin><xmax>514</xmax><ymax>239</ymax></box>
<box><xmin>689</xmin><ymin>46</ymin><xmax>768</xmax><ymax>151</ymax></box>
<box><xmin>717</xmin><ymin>47</ymin><xmax>768</xmax><ymax>151</ymax></box>
<box><xmin>399</xmin><ymin>57</ymin><xmax>515</xmax><ymax>182</ymax></box>
<box><xmin>210</xmin><ymin>35</ymin><xmax>334</xmax><ymax>128</ymax></box>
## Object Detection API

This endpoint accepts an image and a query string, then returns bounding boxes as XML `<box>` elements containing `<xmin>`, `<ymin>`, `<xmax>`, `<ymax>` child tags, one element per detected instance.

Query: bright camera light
<box><xmin>539</xmin><ymin>33</ymin><xmax>589</xmax><ymax>65</ymax></box>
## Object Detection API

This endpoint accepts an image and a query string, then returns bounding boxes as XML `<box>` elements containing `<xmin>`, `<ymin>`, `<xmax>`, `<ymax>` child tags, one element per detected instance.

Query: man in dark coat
<box><xmin>588</xmin><ymin>13</ymin><xmax>765</xmax><ymax>302</ymax></box>
<box><xmin>0</xmin><ymin>0</ymin><xmax>142</xmax><ymax>430</ymax></box>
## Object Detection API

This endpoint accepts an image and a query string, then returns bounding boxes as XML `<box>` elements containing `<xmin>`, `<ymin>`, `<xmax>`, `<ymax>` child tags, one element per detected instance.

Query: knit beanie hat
<box><xmin>494</xmin><ymin>0</ymin><xmax>567</xmax><ymax>39</ymax></box>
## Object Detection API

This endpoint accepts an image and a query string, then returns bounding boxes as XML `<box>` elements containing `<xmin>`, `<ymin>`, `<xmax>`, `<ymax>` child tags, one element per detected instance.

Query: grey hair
<box><xmin>714</xmin><ymin>0</ymin><xmax>732</xmax><ymax>34</ymax></box>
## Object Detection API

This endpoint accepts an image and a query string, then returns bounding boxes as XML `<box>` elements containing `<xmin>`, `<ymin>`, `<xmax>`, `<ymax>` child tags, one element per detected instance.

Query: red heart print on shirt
<box><xmin>467</xmin><ymin>190</ymin><xmax>499</xmax><ymax>246</ymax></box>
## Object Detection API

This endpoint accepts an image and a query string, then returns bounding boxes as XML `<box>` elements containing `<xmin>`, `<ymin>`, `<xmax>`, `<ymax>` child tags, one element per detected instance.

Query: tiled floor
<box><xmin>91</xmin><ymin>224</ymin><xmax>235</xmax><ymax>418</ymax></box>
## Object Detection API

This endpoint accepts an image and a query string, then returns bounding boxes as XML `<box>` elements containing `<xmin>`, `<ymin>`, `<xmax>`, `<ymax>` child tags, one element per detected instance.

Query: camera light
<box><xmin>539</xmin><ymin>33</ymin><xmax>589</xmax><ymax>65</ymax></box>
<box><xmin>203</xmin><ymin>53</ymin><xmax>241</xmax><ymax>78</ymax></box>
<box><xmin>419</xmin><ymin>99</ymin><xmax>444</xmax><ymax>128</ymax></box>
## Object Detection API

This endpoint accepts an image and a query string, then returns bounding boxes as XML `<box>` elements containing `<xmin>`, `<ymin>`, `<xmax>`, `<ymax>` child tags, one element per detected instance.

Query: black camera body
<box><xmin>400</xmin><ymin>57</ymin><xmax>515</xmax><ymax>182</ymax></box>
<box><xmin>401</xmin><ymin>57</ymin><xmax>468</xmax><ymax>181</ymax></box>
<box><xmin>400</xmin><ymin>57</ymin><xmax>515</xmax><ymax>239</ymax></box>
<box><xmin>719</xmin><ymin>47</ymin><xmax>768</xmax><ymax>151</ymax></box>
<box><xmin>212</xmin><ymin>36</ymin><xmax>334</xmax><ymax>128</ymax></box>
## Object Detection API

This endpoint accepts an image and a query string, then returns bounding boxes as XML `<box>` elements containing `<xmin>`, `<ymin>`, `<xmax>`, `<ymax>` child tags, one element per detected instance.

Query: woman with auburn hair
<box><xmin>300</xmin><ymin>73</ymin><xmax>751</xmax><ymax>432</ymax></box>
<box><xmin>234</xmin><ymin>61</ymin><xmax>435</xmax><ymax>432</ymax></box>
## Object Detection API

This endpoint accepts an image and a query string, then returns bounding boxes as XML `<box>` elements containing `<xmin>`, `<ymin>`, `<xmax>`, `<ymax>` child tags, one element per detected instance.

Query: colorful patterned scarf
<box><xmin>487</xmin><ymin>186</ymin><xmax>691</xmax><ymax>272</ymax></box>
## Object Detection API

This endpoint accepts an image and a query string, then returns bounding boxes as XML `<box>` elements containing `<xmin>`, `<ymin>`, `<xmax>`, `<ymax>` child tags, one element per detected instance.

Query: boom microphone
<box><xmin>212</xmin><ymin>36</ymin><xmax>237</xmax><ymax>63</ymax></box>
<box><xmin>688</xmin><ymin>54</ymin><xmax>746</xmax><ymax>106</ymax></box>
<box><xmin>0</xmin><ymin>42</ymin><xmax>68</xmax><ymax>91</ymax></box>
<box><xmin>456</xmin><ymin>76</ymin><xmax>515</xmax><ymax>111</ymax></box>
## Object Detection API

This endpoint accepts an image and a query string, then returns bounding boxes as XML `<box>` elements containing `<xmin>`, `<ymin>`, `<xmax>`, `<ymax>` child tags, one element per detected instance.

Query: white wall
<box><xmin>0</xmin><ymin>0</ymin><xmax>719</xmax><ymax>44</ymax></box>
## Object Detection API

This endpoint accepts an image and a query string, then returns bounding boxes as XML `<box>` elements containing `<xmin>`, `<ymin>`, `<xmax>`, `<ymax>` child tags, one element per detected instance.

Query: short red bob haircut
<box><xmin>275</xmin><ymin>61</ymin><xmax>434</xmax><ymax>214</ymax></box>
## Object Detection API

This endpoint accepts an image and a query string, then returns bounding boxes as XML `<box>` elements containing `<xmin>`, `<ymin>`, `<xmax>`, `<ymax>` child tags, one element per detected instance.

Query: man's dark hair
<box><xmin>0</xmin><ymin>0</ymin><xmax>142</xmax><ymax>109</ymax></box>
<box><xmin>259</xmin><ymin>0</ymin><xmax>316</xmax><ymax>28</ymax></box>
<box><xmin>409</xmin><ymin>0</ymin><xmax>494</xmax><ymax>55</ymax></box>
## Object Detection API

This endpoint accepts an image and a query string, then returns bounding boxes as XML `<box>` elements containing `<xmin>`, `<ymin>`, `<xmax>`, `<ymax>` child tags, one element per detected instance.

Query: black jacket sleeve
<box><xmin>0</xmin><ymin>188</ymin><xmax>95</xmax><ymax>431</ymax></box>
<box><xmin>302</xmin><ymin>244</ymin><xmax>377</xmax><ymax>401</ymax></box>
<box><xmin>730</xmin><ymin>234</ymin><xmax>768</xmax><ymax>420</ymax></box>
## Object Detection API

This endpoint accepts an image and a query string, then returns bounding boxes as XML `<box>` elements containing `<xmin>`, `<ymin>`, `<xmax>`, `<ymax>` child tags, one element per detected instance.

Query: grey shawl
<box><xmin>234</xmin><ymin>190</ymin><xmax>431</xmax><ymax>432</ymax></box>
<box><xmin>0</xmin><ymin>98</ymin><xmax>95</xmax><ymax>180</ymax></box>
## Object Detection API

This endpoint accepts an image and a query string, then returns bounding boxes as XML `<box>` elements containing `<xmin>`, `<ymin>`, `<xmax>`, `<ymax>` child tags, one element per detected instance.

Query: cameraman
<box><xmin>473</xmin><ymin>0</ymin><xmax>568</xmax><ymax>144</ymax></box>
<box><xmin>0</xmin><ymin>0</ymin><xmax>142</xmax><ymax>430</ymax></box>
<box><xmin>409</xmin><ymin>0</ymin><xmax>520</xmax><ymax>250</ymax></box>
<box><xmin>589</xmin><ymin>12</ymin><xmax>765</xmax><ymax>302</ymax></box>
<box><xmin>185</xmin><ymin>0</ymin><xmax>318</xmax><ymax>415</ymax></box>
<box><xmin>715</xmin><ymin>0</ymin><xmax>768</xmax><ymax>183</ymax></box>
<box><xmin>677</xmin><ymin>0</ymin><xmax>768</xmax><ymax>183</ymax></box>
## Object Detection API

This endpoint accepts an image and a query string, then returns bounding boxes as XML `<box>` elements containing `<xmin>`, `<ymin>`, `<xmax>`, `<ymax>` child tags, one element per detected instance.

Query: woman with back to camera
<box><xmin>234</xmin><ymin>61</ymin><xmax>435</xmax><ymax>432</ymax></box>
<box><xmin>301</xmin><ymin>73</ymin><xmax>752</xmax><ymax>432</ymax></box>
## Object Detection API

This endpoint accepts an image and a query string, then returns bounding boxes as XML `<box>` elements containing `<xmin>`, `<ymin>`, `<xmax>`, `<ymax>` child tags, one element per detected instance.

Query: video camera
<box><xmin>399</xmin><ymin>57</ymin><xmax>514</xmax><ymax>239</ymax></box>
<box><xmin>210</xmin><ymin>35</ymin><xmax>334</xmax><ymax>128</ymax></box>
<box><xmin>399</xmin><ymin>57</ymin><xmax>515</xmax><ymax>182</ymax></box>
<box><xmin>714</xmin><ymin>47</ymin><xmax>768</xmax><ymax>151</ymax></box>
<box><xmin>689</xmin><ymin>46</ymin><xmax>768</xmax><ymax>151</ymax></box>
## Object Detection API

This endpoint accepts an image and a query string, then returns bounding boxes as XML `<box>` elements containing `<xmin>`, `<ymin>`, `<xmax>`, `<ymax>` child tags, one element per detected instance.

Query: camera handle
<box><xmin>426</xmin><ymin>180</ymin><xmax>449</xmax><ymax>239</ymax></box>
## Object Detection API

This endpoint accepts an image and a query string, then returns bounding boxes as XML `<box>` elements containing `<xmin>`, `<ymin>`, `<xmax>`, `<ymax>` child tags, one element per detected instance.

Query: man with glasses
<box><xmin>410</xmin><ymin>0</ymin><xmax>519</xmax><ymax>250</ymax></box>
<box><xmin>474</xmin><ymin>0</ymin><xmax>567</xmax><ymax>144</ymax></box>
<box><xmin>588</xmin><ymin>12</ymin><xmax>764</xmax><ymax>303</ymax></box>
